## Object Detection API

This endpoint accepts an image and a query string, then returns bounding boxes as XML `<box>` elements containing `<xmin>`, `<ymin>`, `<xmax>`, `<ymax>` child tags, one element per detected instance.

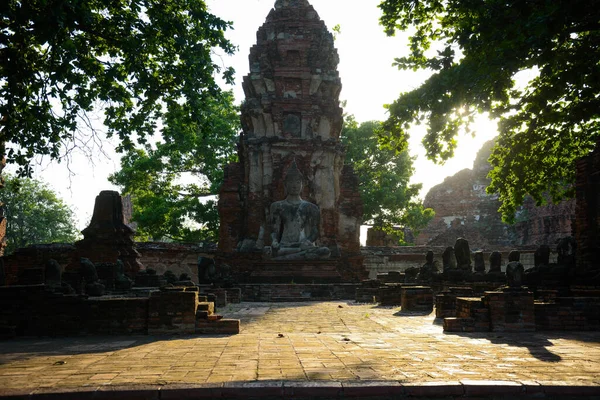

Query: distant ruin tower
<box><xmin>218</xmin><ymin>0</ymin><xmax>365</xmax><ymax>282</ymax></box>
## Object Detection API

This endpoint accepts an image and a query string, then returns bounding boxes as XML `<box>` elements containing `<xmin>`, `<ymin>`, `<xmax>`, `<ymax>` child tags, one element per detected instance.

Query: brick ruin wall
<box><xmin>416</xmin><ymin>140</ymin><xmax>575</xmax><ymax>249</ymax></box>
<box><xmin>574</xmin><ymin>139</ymin><xmax>600</xmax><ymax>275</ymax></box>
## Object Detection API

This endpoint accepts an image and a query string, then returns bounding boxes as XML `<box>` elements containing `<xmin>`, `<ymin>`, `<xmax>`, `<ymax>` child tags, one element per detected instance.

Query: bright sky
<box><xmin>9</xmin><ymin>0</ymin><xmax>497</xmax><ymax>230</ymax></box>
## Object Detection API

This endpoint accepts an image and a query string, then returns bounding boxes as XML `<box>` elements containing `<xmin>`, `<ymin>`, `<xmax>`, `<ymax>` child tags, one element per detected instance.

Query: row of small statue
<box><xmin>43</xmin><ymin>257</ymin><xmax>201</xmax><ymax>296</ymax></box>
<box><xmin>416</xmin><ymin>237</ymin><xmax>577</xmax><ymax>287</ymax></box>
<box><xmin>43</xmin><ymin>257</ymin><xmax>134</xmax><ymax>296</ymax></box>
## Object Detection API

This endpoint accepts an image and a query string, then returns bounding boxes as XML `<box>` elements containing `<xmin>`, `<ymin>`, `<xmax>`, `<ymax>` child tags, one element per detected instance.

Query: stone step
<box><xmin>196</xmin><ymin>318</ymin><xmax>240</xmax><ymax>334</ymax></box>
<box><xmin>196</xmin><ymin>302</ymin><xmax>214</xmax><ymax>319</ymax></box>
<box><xmin>443</xmin><ymin>317</ymin><xmax>490</xmax><ymax>332</ymax></box>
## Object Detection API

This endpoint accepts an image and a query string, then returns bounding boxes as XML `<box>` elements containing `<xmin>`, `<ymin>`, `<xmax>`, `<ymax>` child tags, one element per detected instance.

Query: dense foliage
<box><xmin>1</xmin><ymin>0</ymin><xmax>235</xmax><ymax>175</ymax></box>
<box><xmin>379</xmin><ymin>0</ymin><xmax>600</xmax><ymax>221</ymax></box>
<box><xmin>0</xmin><ymin>175</ymin><xmax>79</xmax><ymax>254</ymax></box>
<box><xmin>109</xmin><ymin>91</ymin><xmax>239</xmax><ymax>243</ymax></box>
<box><xmin>342</xmin><ymin>117</ymin><xmax>434</xmax><ymax>243</ymax></box>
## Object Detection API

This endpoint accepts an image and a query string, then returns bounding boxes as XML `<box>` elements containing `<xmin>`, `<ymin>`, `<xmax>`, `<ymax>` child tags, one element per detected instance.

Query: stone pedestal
<box><xmin>483</xmin><ymin>289</ymin><xmax>535</xmax><ymax>332</ymax></box>
<box><xmin>379</xmin><ymin>284</ymin><xmax>403</xmax><ymax>306</ymax></box>
<box><xmin>401</xmin><ymin>286</ymin><xmax>433</xmax><ymax>312</ymax></box>
<box><xmin>75</xmin><ymin>191</ymin><xmax>143</xmax><ymax>277</ymax></box>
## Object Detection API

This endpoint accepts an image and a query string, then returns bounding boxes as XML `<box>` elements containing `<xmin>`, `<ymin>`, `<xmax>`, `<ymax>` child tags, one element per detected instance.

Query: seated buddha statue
<box><xmin>269</xmin><ymin>161</ymin><xmax>330</xmax><ymax>260</ymax></box>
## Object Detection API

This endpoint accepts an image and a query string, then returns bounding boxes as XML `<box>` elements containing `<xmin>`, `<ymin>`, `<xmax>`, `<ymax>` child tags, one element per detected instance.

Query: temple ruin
<box><xmin>0</xmin><ymin>0</ymin><xmax>598</xmax><ymax>342</ymax></box>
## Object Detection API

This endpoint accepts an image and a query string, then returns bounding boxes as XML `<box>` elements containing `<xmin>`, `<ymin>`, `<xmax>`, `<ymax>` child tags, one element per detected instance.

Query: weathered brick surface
<box><xmin>443</xmin><ymin>296</ymin><xmax>490</xmax><ymax>333</ymax></box>
<box><xmin>535</xmin><ymin>297</ymin><xmax>600</xmax><ymax>331</ymax></box>
<box><xmin>148</xmin><ymin>290</ymin><xmax>198</xmax><ymax>335</ymax></box>
<box><xmin>84</xmin><ymin>297</ymin><xmax>149</xmax><ymax>335</ymax></box>
<box><xmin>401</xmin><ymin>286</ymin><xmax>433</xmax><ymax>312</ymax></box>
<box><xmin>484</xmin><ymin>290</ymin><xmax>535</xmax><ymax>332</ymax></box>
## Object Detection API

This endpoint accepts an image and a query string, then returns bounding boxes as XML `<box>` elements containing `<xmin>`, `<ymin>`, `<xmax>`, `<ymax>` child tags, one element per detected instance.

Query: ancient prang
<box><xmin>217</xmin><ymin>0</ymin><xmax>365</xmax><ymax>282</ymax></box>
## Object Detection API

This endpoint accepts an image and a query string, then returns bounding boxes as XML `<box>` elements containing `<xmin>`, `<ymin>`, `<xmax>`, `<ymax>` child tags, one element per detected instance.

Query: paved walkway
<box><xmin>1</xmin><ymin>301</ymin><xmax>599</xmax><ymax>398</ymax></box>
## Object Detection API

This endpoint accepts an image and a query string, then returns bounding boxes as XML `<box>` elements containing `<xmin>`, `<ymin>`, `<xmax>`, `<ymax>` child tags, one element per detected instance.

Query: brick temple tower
<box><xmin>218</xmin><ymin>0</ymin><xmax>365</xmax><ymax>283</ymax></box>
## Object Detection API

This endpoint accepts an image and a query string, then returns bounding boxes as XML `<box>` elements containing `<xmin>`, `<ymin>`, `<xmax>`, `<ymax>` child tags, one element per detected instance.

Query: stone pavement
<box><xmin>1</xmin><ymin>301</ymin><xmax>599</xmax><ymax>398</ymax></box>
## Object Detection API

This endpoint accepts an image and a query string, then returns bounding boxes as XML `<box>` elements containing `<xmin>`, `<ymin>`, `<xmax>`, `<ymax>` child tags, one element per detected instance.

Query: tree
<box><xmin>378</xmin><ymin>0</ymin><xmax>600</xmax><ymax>222</ymax></box>
<box><xmin>1</xmin><ymin>0</ymin><xmax>236</xmax><ymax>175</ymax></box>
<box><xmin>341</xmin><ymin>116</ymin><xmax>434</xmax><ymax>243</ymax></box>
<box><xmin>108</xmin><ymin>91</ymin><xmax>239</xmax><ymax>242</ymax></box>
<box><xmin>0</xmin><ymin>175</ymin><xmax>79</xmax><ymax>254</ymax></box>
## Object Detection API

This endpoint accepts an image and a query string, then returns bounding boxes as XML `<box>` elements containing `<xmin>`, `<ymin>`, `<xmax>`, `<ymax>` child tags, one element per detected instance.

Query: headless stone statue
<box><xmin>556</xmin><ymin>236</ymin><xmax>576</xmax><ymax>269</ymax></box>
<box><xmin>488</xmin><ymin>251</ymin><xmax>502</xmax><ymax>273</ymax></box>
<box><xmin>454</xmin><ymin>238</ymin><xmax>472</xmax><ymax>272</ymax></box>
<box><xmin>269</xmin><ymin>161</ymin><xmax>330</xmax><ymax>260</ymax></box>
<box><xmin>115</xmin><ymin>259</ymin><xmax>133</xmax><ymax>291</ymax></box>
<box><xmin>473</xmin><ymin>251</ymin><xmax>486</xmax><ymax>274</ymax></box>
<box><xmin>534</xmin><ymin>245</ymin><xmax>551</xmax><ymax>268</ymax></box>
<box><xmin>80</xmin><ymin>257</ymin><xmax>105</xmax><ymax>296</ymax></box>
<box><xmin>45</xmin><ymin>259</ymin><xmax>62</xmax><ymax>290</ymax></box>
<box><xmin>418</xmin><ymin>250</ymin><xmax>438</xmax><ymax>282</ymax></box>
<box><xmin>442</xmin><ymin>246</ymin><xmax>456</xmax><ymax>272</ymax></box>
<box><xmin>506</xmin><ymin>261</ymin><xmax>524</xmax><ymax>288</ymax></box>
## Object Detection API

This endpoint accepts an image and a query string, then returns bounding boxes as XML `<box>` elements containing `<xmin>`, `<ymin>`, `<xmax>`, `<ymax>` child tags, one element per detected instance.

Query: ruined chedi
<box><xmin>218</xmin><ymin>0</ymin><xmax>365</xmax><ymax>282</ymax></box>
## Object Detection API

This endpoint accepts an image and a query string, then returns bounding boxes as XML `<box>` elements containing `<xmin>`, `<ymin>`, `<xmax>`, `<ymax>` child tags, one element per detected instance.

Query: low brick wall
<box><xmin>535</xmin><ymin>297</ymin><xmax>600</xmax><ymax>331</ymax></box>
<box><xmin>0</xmin><ymin>284</ymin><xmax>237</xmax><ymax>337</ymax></box>
<box><xmin>239</xmin><ymin>284</ymin><xmax>359</xmax><ymax>302</ymax></box>
<box><xmin>148</xmin><ymin>290</ymin><xmax>198</xmax><ymax>335</ymax></box>
<box><xmin>355</xmin><ymin>287</ymin><xmax>379</xmax><ymax>303</ymax></box>
<box><xmin>85</xmin><ymin>297</ymin><xmax>149</xmax><ymax>335</ymax></box>
<box><xmin>137</xmin><ymin>242</ymin><xmax>215</xmax><ymax>284</ymax></box>
<box><xmin>0</xmin><ymin>285</ymin><xmax>151</xmax><ymax>336</ymax></box>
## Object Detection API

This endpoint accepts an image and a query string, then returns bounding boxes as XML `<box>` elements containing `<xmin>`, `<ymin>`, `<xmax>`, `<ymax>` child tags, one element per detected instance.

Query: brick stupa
<box><xmin>217</xmin><ymin>0</ymin><xmax>366</xmax><ymax>283</ymax></box>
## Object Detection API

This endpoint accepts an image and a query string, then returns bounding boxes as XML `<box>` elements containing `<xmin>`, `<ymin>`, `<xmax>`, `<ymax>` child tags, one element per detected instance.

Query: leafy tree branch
<box><xmin>379</xmin><ymin>0</ymin><xmax>600</xmax><ymax>222</ymax></box>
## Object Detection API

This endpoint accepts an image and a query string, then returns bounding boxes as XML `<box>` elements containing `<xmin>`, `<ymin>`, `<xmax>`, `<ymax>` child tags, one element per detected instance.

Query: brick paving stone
<box><xmin>0</xmin><ymin>301</ymin><xmax>598</xmax><ymax>397</ymax></box>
